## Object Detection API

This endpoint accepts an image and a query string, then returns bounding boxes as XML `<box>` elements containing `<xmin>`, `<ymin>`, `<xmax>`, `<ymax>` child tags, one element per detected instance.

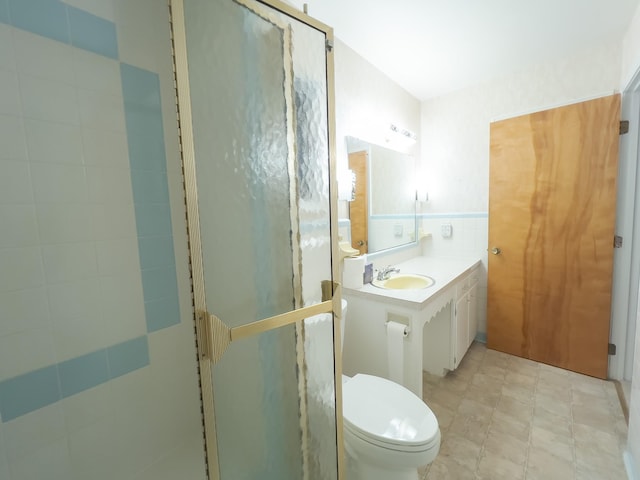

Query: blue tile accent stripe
<box><xmin>0</xmin><ymin>0</ymin><xmax>8</xmax><ymax>24</ymax></box>
<box><xmin>2</xmin><ymin>0</ymin><xmax>118</xmax><ymax>62</ymax></box>
<box><xmin>68</xmin><ymin>6</ymin><xmax>118</xmax><ymax>59</ymax></box>
<box><xmin>7</xmin><ymin>0</ymin><xmax>69</xmax><ymax>43</ymax></box>
<box><xmin>108</xmin><ymin>336</ymin><xmax>149</xmax><ymax>379</ymax></box>
<box><xmin>0</xmin><ymin>336</ymin><xmax>150</xmax><ymax>422</ymax></box>
<box><xmin>121</xmin><ymin>63</ymin><xmax>180</xmax><ymax>333</ymax></box>
<box><xmin>0</xmin><ymin>365</ymin><xmax>60</xmax><ymax>422</ymax></box>
<box><xmin>59</xmin><ymin>350</ymin><xmax>109</xmax><ymax>398</ymax></box>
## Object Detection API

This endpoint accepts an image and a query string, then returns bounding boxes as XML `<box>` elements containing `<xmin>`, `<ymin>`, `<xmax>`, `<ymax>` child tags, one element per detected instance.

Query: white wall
<box><xmin>420</xmin><ymin>39</ymin><xmax>623</xmax><ymax>339</ymax></box>
<box><xmin>334</xmin><ymin>39</ymin><xmax>422</xmax><ymax>265</ymax></box>
<box><xmin>622</xmin><ymin>4</ymin><xmax>640</xmax><ymax>90</ymax></box>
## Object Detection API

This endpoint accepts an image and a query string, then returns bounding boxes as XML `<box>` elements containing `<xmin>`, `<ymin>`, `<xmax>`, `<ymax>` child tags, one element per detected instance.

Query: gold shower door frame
<box><xmin>169</xmin><ymin>0</ymin><xmax>344</xmax><ymax>479</ymax></box>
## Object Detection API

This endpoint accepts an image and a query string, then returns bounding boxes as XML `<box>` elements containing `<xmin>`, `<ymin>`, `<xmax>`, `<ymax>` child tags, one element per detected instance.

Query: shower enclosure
<box><xmin>171</xmin><ymin>0</ymin><xmax>343</xmax><ymax>478</ymax></box>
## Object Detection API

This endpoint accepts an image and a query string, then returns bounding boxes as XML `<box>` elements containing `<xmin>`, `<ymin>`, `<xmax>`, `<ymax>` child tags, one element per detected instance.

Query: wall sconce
<box><xmin>338</xmin><ymin>168</ymin><xmax>356</xmax><ymax>201</ymax></box>
<box><xmin>417</xmin><ymin>189</ymin><xmax>429</xmax><ymax>203</ymax></box>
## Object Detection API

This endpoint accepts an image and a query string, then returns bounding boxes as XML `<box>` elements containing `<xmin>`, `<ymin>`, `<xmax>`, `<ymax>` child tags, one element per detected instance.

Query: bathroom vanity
<box><xmin>342</xmin><ymin>256</ymin><xmax>481</xmax><ymax>397</ymax></box>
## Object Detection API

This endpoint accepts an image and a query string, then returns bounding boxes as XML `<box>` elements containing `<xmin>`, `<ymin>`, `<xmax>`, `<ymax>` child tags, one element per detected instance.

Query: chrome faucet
<box><xmin>377</xmin><ymin>265</ymin><xmax>400</xmax><ymax>281</ymax></box>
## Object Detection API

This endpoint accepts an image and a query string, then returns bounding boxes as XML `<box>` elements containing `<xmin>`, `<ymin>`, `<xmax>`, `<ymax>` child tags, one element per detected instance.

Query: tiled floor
<box><xmin>420</xmin><ymin>342</ymin><xmax>628</xmax><ymax>480</ymax></box>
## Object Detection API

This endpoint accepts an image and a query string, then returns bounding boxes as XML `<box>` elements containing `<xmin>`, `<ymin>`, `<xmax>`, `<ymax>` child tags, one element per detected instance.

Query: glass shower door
<box><xmin>171</xmin><ymin>0</ymin><xmax>341</xmax><ymax>478</ymax></box>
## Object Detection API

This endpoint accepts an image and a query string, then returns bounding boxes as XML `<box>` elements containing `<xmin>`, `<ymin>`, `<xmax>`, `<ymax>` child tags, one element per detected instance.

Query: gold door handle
<box><xmin>491</xmin><ymin>247</ymin><xmax>502</xmax><ymax>255</ymax></box>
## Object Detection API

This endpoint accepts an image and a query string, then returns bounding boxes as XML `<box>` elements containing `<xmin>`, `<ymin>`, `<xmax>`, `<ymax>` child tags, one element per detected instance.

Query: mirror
<box><xmin>345</xmin><ymin>136</ymin><xmax>417</xmax><ymax>255</ymax></box>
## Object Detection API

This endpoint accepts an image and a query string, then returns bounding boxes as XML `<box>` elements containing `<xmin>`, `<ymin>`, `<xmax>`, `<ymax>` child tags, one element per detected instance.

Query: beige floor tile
<box><xmin>572</xmin><ymin>404</ymin><xmax>619</xmax><ymax>435</ymax></box>
<box><xmin>471</xmin><ymin>371</ymin><xmax>505</xmax><ymax>391</ymax></box>
<box><xmin>532</xmin><ymin>405</ymin><xmax>573</xmax><ymax>438</ymax></box>
<box><xmin>575</xmin><ymin>450</ymin><xmax>627</xmax><ymax>478</ymax></box>
<box><xmin>539</xmin><ymin>362</ymin><xmax>570</xmax><ymax>377</ymax></box>
<box><xmin>490</xmin><ymin>409</ymin><xmax>531</xmax><ymax>443</ymax></box>
<box><xmin>453</xmin><ymin>360</ymin><xmax>481</xmax><ymax>380</ymax></box>
<box><xmin>430</xmin><ymin>386</ymin><xmax>464</xmax><ymax>411</ymax></box>
<box><xmin>457</xmin><ymin>397</ymin><xmax>494</xmax><ymax>422</ymax></box>
<box><xmin>465</xmin><ymin>383</ymin><xmax>502</xmax><ymax>409</ymax></box>
<box><xmin>438</xmin><ymin>433</ymin><xmax>482</xmax><ymax>472</ymax></box>
<box><xmin>570</xmin><ymin>376</ymin><xmax>608</xmax><ymax>398</ymax></box>
<box><xmin>477</xmin><ymin>450</ymin><xmax>525</xmax><ymax>480</ymax></box>
<box><xmin>425</xmin><ymin>454</ymin><xmax>476</xmax><ymax>480</ymax></box>
<box><xmin>535</xmin><ymin>391</ymin><xmax>572</xmax><ymax>418</ymax></box>
<box><xmin>502</xmin><ymin>382</ymin><xmax>536</xmax><ymax>406</ymax></box>
<box><xmin>573</xmin><ymin>423</ymin><xmax>622</xmax><ymax>459</ymax></box>
<box><xmin>530</xmin><ymin>424</ymin><xmax>574</xmax><ymax>463</ymax></box>
<box><xmin>448</xmin><ymin>413</ymin><xmax>490</xmax><ymax>445</ymax></box>
<box><xmin>507</xmin><ymin>357</ymin><xmax>540</xmax><ymax>378</ymax></box>
<box><xmin>571</xmin><ymin>390</ymin><xmax>611</xmax><ymax>410</ymax></box>
<box><xmin>536</xmin><ymin>381</ymin><xmax>573</xmax><ymax>403</ymax></box>
<box><xmin>496</xmin><ymin>395</ymin><xmax>534</xmax><ymax>424</ymax></box>
<box><xmin>439</xmin><ymin>374</ymin><xmax>470</xmax><ymax>394</ymax></box>
<box><xmin>426</xmin><ymin>400</ymin><xmax>456</xmax><ymax>432</ymax></box>
<box><xmin>422</xmin><ymin>343</ymin><xmax>628</xmax><ymax>480</ymax></box>
<box><xmin>483</xmin><ymin>428</ymin><xmax>529</xmax><ymax>465</ymax></box>
<box><xmin>505</xmin><ymin>370</ymin><xmax>538</xmax><ymax>388</ymax></box>
<box><xmin>575</xmin><ymin>461</ymin><xmax>627</xmax><ymax>480</ymax></box>
<box><xmin>526</xmin><ymin>446</ymin><xmax>575</xmax><ymax>480</ymax></box>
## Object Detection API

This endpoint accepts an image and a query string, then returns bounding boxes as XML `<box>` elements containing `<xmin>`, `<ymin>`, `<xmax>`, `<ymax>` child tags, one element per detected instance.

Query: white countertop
<box><xmin>343</xmin><ymin>256</ymin><xmax>481</xmax><ymax>309</ymax></box>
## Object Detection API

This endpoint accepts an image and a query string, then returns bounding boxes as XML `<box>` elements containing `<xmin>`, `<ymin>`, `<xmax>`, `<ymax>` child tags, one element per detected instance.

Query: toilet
<box><xmin>340</xmin><ymin>299</ymin><xmax>440</xmax><ymax>480</ymax></box>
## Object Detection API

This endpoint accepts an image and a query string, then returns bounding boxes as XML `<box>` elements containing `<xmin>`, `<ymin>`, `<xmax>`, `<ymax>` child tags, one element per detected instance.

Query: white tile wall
<box><xmin>0</xmin><ymin>70</ymin><xmax>21</xmax><ymax>115</ymax></box>
<box><xmin>0</xmin><ymin>24</ymin><xmax>15</xmax><ymax>69</ymax></box>
<box><xmin>77</xmin><ymin>88</ymin><xmax>126</xmax><ymax>132</ymax></box>
<box><xmin>19</xmin><ymin>74</ymin><xmax>80</xmax><ymax>124</ymax></box>
<box><xmin>0</xmin><ymin>3</ymin><xmax>206</xmax><ymax>477</ymax></box>
<box><xmin>13</xmin><ymin>30</ymin><xmax>75</xmax><ymax>84</ymax></box>
<box><xmin>8</xmin><ymin>438</ymin><xmax>72</xmax><ymax>480</ymax></box>
<box><xmin>3</xmin><ymin>403</ymin><xmax>66</xmax><ymax>460</ymax></box>
<box><xmin>0</xmin><ymin>287</ymin><xmax>50</xmax><ymax>336</ymax></box>
<box><xmin>0</xmin><ymin>161</ymin><xmax>31</xmax><ymax>203</ymax></box>
<box><xmin>41</xmin><ymin>242</ymin><xmax>98</xmax><ymax>284</ymax></box>
<box><xmin>0</xmin><ymin>328</ymin><xmax>57</xmax><ymax>379</ymax></box>
<box><xmin>0</xmin><ymin>115</ymin><xmax>27</xmax><ymax>160</ymax></box>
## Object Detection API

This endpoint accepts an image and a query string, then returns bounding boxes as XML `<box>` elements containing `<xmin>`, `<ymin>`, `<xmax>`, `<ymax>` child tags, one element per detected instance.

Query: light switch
<box><xmin>441</xmin><ymin>223</ymin><xmax>452</xmax><ymax>238</ymax></box>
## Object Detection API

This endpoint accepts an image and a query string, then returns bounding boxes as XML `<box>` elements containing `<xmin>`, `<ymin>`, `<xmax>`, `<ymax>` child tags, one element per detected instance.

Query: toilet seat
<box><xmin>342</xmin><ymin>374</ymin><xmax>439</xmax><ymax>452</ymax></box>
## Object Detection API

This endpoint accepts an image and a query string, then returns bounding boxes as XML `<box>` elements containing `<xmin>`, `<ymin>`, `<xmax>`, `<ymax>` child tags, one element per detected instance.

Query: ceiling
<box><xmin>291</xmin><ymin>0</ymin><xmax>640</xmax><ymax>101</ymax></box>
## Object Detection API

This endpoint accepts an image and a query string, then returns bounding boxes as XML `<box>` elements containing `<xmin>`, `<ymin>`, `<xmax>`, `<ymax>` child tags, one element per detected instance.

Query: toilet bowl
<box><xmin>340</xmin><ymin>299</ymin><xmax>440</xmax><ymax>480</ymax></box>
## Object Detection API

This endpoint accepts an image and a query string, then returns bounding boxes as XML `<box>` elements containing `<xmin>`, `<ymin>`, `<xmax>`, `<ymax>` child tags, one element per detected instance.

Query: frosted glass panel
<box><xmin>182</xmin><ymin>0</ymin><xmax>337</xmax><ymax>478</ymax></box>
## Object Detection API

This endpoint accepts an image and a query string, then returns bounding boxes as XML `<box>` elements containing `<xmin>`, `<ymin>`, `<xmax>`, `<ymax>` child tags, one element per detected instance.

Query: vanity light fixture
<box><xmin>388</xmin><ymin>123</ymin><xmax>417</xmax><ymax>146</ymax></box>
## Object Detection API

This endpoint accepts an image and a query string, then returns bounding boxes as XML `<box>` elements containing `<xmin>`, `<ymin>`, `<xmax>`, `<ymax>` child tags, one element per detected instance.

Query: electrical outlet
<box><xmin>441</xmin><ymin>223</ymin><xmax>453</xmax><ymax>238</ymax></box>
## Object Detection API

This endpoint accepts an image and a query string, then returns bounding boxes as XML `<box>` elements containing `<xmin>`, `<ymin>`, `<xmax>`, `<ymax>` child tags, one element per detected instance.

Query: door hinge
<box><xmin>325</xmin><ymin>39</ymin><xmax>334</xmax><ymax>52</ymax></box>
<box><xmin>608</xmin><ymin>343</ymin><xmax>617</xmax><ymax>355</ymax></box>
<box><xmin>614</xmin><ymin>235</ymin><xmax>623</xmax><ymax>248</ymax></box>
<box><xmin>620</xmin><ymin>120</ymin><xmax>630</xmax><ymax>135</ymax></box>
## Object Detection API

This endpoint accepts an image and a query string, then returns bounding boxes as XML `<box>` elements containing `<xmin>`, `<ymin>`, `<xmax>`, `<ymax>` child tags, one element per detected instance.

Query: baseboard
<box><xmin>625</xmin><ymin>450</ymin><xmax>638</xmax><ymax>480</ymax></box>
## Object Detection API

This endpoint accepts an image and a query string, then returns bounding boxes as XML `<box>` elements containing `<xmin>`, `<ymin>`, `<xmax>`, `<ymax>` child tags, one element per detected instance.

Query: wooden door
<box><xmin>349</xmin><ymin>150</ymin><xmax>368</xmax><ymax>255</ymax></box>
<box><xmin>487</xmin><ymin>95</ymin><xmax>620</xmax><ymax>379</ymax></box>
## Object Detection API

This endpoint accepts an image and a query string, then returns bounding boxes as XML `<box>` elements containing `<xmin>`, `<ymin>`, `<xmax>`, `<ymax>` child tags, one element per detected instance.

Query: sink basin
<box><xmin>371</xmin><ymin>273</ymin><xmax>435</xmax><ymax>290</ymax></box>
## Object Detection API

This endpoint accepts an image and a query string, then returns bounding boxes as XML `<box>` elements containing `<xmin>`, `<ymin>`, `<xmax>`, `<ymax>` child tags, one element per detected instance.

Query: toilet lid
<box><xmin>342</xmin><ymin>374</ymin><xmax>439</xmax><ymax>448</ymax></box>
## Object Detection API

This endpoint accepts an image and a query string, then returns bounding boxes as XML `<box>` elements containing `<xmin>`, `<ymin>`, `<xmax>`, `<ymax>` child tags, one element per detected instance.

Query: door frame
<box><xmin>169</xmin><ymin>1</ymin><xmax>344</xmax><ymax>478</ymax></box>
<box><xmin>612</xmin><ymin>68</ymin><xmax>640</xmax><ymax>381</ymax></box>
